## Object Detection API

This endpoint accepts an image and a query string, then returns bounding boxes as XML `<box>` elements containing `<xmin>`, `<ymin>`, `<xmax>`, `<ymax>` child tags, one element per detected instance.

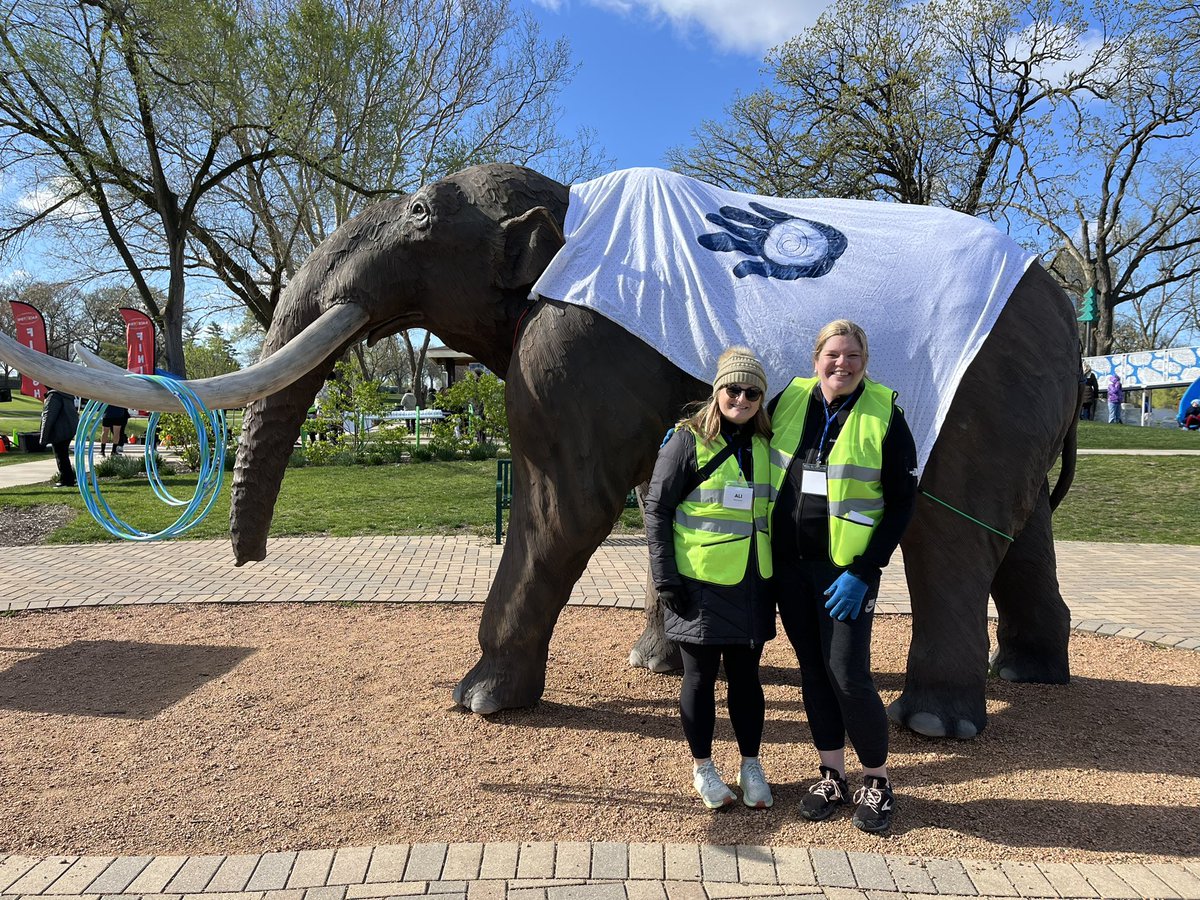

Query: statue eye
<box><xmin>410</xmin><ymin>199</ymin><xmax>430</xmax><ymax>222</ymax></box>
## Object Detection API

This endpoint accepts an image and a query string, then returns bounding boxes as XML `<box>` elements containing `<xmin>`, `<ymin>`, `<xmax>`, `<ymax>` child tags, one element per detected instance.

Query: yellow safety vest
<box><xmin>674</xmin><ymin>428</ymin><xmax>773</xmax><ymax>585</ymax></box>
<box><xmin>768</xmin><ymin>377</ymin><xmax>896</xmax><ymax>567</ymax></box>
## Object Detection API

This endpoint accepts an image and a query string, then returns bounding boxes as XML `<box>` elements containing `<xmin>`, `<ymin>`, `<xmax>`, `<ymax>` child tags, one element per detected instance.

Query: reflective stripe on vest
<box><xmin>673</xmin><ymin>429</ymin><xmax>773</xmax><ymax>585</ymax></box>
<box><xmin>767</xmin><ymin>376</ymin><xmax>896</xmax><ymax>566</ymax></box>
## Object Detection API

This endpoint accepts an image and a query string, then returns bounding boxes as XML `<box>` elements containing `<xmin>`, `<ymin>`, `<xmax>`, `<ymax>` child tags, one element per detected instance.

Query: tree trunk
<box><xmin>161</xmin><ymin>242</ymin><xmax>188</xmax><ymax>377</ymax></box>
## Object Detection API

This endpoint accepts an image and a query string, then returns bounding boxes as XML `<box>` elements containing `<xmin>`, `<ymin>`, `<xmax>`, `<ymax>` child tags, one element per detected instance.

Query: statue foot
<box><xmin>989</xmin><ymin>645</ymin><xmax>1070</xmax><ymax>684</ymax></box>
<box><xmin>628</xmin><ymin>624</ymin><xmax>682</xmax><ymax>673</ymax></box>
<box><xmin>453</xmin><ymin>653</ymin><xmax>544</xmax><ymax>715</ymax></box>
<box><xmin>887</xmin><ymin>692</ymin><xmax>984</xmax><ymax>740</ymax></box>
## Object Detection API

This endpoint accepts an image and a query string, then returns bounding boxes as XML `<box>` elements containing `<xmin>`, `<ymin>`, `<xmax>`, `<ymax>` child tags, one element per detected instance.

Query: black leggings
<box><xmin>677</xmin><ymin>642</ymin><xmax>765</xmax><ymax>760</ymax></box>
<box><xmin>775</xmin><ymin>559</ymin><xmax>888</xmax><ymax>769</ymax></box>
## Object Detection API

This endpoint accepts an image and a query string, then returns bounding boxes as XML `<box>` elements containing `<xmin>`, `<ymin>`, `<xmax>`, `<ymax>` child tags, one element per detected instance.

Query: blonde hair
<box><xmin>679</xmin><ymin>394</ymin><xmax>772</xmax><ymax>446</ymax></box>
<box><xmin>812</xmin><ymin>319</ymin><xmax>869</xmax><ymax>369</ymax></box>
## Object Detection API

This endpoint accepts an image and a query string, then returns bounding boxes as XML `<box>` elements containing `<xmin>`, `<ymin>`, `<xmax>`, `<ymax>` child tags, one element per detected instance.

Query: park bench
<box><xmin>495</xmin><ymin>458</ymin><xmax>639</xmax><ymax>543</ymax></box>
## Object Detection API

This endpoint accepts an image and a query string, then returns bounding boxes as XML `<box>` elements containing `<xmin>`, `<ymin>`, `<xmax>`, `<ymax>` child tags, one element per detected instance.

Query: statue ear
<box><xmin>497</xmin><ymin>206</ymin><xmax>564</xmax><ymax>290</ymax></box>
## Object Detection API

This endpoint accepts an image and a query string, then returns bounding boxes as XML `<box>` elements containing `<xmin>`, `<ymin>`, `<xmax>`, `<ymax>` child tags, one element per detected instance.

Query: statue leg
<box><xmin>453</xmin><ymin>451</ymin><xmax>621</xmax><ymax>713</ymax></box>
<box><xmin>628</xmin><ymin>566</ymin><xmax>682</xmax><ymax>673</ymax></box>
<box><xmin>988</xmin><ymin>481</ymin><xmax>1071</xmax><ymax>683</ymax></box>
<box><xmin>887</xmin><ymin>500</ymin><xmax>1008</xmax><ymax>739</ymax></box>
<box><xmin>627</xmin><ymin>481</ymin><xmax>681</xmax><ymax>673</ymax></box>
<box><xmin>453</xmin><ymin>304</ymin><xmax>695</xmax><ymax>713</ymax></box>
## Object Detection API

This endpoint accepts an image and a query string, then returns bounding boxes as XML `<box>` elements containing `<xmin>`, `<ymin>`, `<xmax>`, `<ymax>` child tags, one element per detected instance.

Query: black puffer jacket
<box><xmin>644</xmin><ymin>424</ymin><xmax>775</xmax><ymax>647</ymax></box>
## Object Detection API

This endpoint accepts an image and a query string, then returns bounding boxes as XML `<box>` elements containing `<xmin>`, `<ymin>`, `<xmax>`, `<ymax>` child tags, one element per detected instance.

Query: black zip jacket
<box><xmin>768</xmin><ymin>382</ymin><xmax>918</xmax><ymax>581</ymax></box>
<box><xmin>644</xmin><ymin>423</ymin><xmax>776</xmax><ymax>646</ymax></box>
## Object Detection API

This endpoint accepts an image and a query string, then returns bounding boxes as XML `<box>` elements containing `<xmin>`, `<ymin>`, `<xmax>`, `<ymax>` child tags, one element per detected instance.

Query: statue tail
<box><xmin>1049</xmin><ymin>412</ymin><xmax>1078</xmax><ymax>511</ymax></box>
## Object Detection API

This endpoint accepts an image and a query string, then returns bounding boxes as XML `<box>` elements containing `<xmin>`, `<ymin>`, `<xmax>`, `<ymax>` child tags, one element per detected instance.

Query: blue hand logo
<box><xmin>697</xmin><ymin>202</ymin><xmax>847</xmax><ymax>280</ymax></box>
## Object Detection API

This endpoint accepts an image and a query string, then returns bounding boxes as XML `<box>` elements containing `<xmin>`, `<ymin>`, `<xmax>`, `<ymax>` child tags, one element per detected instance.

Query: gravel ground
<box><xmin>1</xmin><ymin>602</ymin><xmax>1196</xmax><ymax>864</ymax></box>
<box><xmin>0</xmin><ymin>503</ymin><xmax>76</xmax><ymax>546</ymax></box>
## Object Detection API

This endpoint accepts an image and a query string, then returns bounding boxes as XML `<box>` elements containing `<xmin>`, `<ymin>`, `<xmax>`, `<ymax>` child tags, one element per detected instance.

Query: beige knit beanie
<box><xmin>712</xmin><ymin>346</ymin><xmax>767</xmax><ymax>396</ymax></box>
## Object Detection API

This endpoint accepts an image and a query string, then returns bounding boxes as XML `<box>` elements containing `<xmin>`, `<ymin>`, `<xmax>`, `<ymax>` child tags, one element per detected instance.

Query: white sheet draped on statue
<box><xmin>530</xmin><ymin>167</ymin><xmax>1037</xmax><ymax>473</ymax></box>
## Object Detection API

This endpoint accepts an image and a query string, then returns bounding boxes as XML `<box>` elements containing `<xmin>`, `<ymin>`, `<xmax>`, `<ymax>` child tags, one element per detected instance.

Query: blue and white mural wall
<box><xmin>1084</xmin><ymin>347</ymin><xmax>1200</xmax><ymax>389</ymax></box>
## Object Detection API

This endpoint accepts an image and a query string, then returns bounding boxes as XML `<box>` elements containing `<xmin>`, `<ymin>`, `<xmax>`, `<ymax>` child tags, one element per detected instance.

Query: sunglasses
<box><xmin>722</xmin><ymin>384</ymin><xmax>762</xmax><ymax>402</ymax></box>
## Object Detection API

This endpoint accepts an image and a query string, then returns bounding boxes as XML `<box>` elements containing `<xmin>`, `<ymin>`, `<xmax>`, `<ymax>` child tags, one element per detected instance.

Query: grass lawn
<box><xmin>1049</xmin><ymin>455</ymin><xmax>1196</xmax><ymax>544</ymax></box>
<box><xmin>0</xmin><ymin>461</ymin><xmax>502</xmax><ymax>543</ymax></box>
<box><xmin>0</xmin><ymin>451</ymin><xmax>1191</xmax><ymax>546</ymax></box>
<box><xmin>0</xmin><ymin>393</ymin><xmax>43</xmax><ymax>435</ymax></box>
<box><xmin>1076</xmin><ymin>419</ymin><xmax>1200</xmax><ymax>449</ymax></box>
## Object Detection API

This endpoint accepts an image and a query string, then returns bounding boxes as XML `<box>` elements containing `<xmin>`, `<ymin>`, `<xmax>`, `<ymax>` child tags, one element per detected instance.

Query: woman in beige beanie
<box><xmin>643</xmin><ymin>346</ymin><xmax>777</xmax><ymax>810</ymax></box>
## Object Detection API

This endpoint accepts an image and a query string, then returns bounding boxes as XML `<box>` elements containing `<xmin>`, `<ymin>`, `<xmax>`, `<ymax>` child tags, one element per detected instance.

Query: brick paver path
<box><xmin>4</xmin><ymin>536</ymin><xmax>1198</xmax><ymax>649</ymax></box>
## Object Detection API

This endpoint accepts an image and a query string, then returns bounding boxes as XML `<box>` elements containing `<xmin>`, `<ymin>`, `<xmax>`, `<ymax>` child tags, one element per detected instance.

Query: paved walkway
<box><xmin>4</xmin><ymin>535</ymin><xmax>1199</xmax><ymax>649</ymax></box>
<box><xmin>3</xmin><ymin>534</ymin><xmax>1199</xmax><ymax>900</ymax></box>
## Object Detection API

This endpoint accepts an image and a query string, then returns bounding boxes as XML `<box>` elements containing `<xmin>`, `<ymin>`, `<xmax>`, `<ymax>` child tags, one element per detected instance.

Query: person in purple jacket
<box><xmin>1107</xmin><ymin>374</ymin><xmax>1124</xmax><ymax>424</ymax></box>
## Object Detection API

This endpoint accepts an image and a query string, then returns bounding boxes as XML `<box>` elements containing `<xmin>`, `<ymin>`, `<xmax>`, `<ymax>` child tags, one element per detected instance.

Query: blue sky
<box><xmin>524</xmin><ymin>0</ymin><xmax>835</xmax><ymax>170</ymax></box>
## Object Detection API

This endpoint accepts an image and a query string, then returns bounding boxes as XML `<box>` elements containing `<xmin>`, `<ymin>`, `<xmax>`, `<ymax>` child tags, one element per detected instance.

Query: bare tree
<box><xmin>0</xmin><ymin>0</ymin><xmax>297</xmax><ymax>374</ymax></box>
<box><xmin>0</xmin><ymin>0</ymin><xmax>606</xmax><ymax>375</ymax></box>
<box><xmin>668</xmin><ymin>0</ymin><xmax>1109</xmax><ymax>214</ymax></box>
<box><xmin>1016</xmin><ymin>5</ymin><xmax>1200</xmax><ymax>353</ymax></box>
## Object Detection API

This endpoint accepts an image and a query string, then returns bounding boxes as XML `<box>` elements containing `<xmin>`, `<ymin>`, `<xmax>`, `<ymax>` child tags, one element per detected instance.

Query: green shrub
<box><xmin>379</xmin><ymin>443</ymin><xmax>409</xmax><ymax>463</ymax></box>
<box><xmin>303</xmin><ymin>438</ymin><xmax>341</xmax><ymax>467</ymax></box>
<box><xmin>410</xmin><ymin>446</ymin><xmax>434</xmax><ymax>462</ymax></box>
<box><xmin>287</xmin><ymin>449</ymin><xmax>308</xmax><ymax>468</ymax></box>
<box><xmin>155</xmin><ymin>411</ymin><xmax>237</xmax><ymax>472</ymax></box>
<box><xmin>467</xmin><ymin>442</ymin><xmax>498</xmax><ymax>460</ymax></box>
<box><xmin>371</xmin><ymin>423</ymin><xmax>410</xmax><ymax>448</ymax></box>
<box><xmin>93</xmin><ymin>452</ymin><xmax>168</xmax><ymax>478</ymax></box>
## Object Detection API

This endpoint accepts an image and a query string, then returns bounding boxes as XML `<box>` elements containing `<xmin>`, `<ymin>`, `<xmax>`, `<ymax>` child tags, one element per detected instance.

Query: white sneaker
<box><xmin>692</xmin><ymin>760</ymin><xmax>735</xmax><ymax>810</ymax></box>
<box><xmin>737</xmin><ymin>757</ymin><xmax>774</xmax><ymax>809</ymax></box>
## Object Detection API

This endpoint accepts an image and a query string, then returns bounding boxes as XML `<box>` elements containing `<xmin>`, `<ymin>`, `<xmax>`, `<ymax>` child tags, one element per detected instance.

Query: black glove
<box><xmin>657</xmin><ymin>587</ymin><xmax>686</xmax><ymax>615</ymax></box>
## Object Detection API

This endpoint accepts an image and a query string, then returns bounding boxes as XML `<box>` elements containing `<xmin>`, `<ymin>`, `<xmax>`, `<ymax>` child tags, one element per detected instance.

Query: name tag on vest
<box><xmin>801</xmin><ymin>464</ymin><xmax>827</xmax><ymax>497</ymax></box>
<box><xmin>723</xmin><ymin>484</ymin><xmax>753</xmax><ymax>510</ymax></box>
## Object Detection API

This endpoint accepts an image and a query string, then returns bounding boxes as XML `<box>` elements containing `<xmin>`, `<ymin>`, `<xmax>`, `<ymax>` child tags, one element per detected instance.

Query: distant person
<box><xmin>99</xmin><ymin>404</ymin><xmax>130</xmax><ymax>456</ymax></box>
<box><xmin>1080</xmin><ymin>366</ymin><xmax>1098</xmax><ymax>421</ymax></box>
<box><xmin>1107</xmin><ymin>374</ymin><xmax>1124</xmax><ymax>424</ymax></box>
<box><xmin>40</xmin><ymin>387</ymin><xmax>79</xmax><ymax>488</ymax></box>
<box><xmin>1184</xmin><ymin>399</ymin><xmax>1200</xmax><ymax>430</ymax></box>
<box><xmin>401</xmin><ymin>389</ymin><xmax>417</xmax><ymax>432</ymax></box>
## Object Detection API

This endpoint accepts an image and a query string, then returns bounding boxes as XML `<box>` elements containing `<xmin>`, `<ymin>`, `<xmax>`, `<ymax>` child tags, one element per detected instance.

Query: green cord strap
<box><xmin>919</xmin><ymin>490</ymin><xmax>1014</xmax><ymax>542</ymax></box>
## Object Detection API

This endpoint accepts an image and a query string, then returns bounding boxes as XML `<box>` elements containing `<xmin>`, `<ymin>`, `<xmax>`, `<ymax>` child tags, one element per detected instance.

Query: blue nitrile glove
<box><xmin>823</xmin><ymin>571</ymin><xmax>870</xmax><ymax>621</ymax></box>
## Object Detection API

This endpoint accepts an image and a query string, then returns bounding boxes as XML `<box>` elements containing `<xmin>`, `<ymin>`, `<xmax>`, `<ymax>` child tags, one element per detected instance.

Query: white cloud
<box><xmin>17</xmin><ymin>181</ymin><xmax>95</xmax><ymax>222</ymax></box>
<box><xmin>588</xmin><ymin>0</ymin><xmax>829</xmax><ymax>54</ymax></box>
<box><xmin>1004</xmin><ymin>25</ymin><xmax>1110</xmax><ymax>88</ymax></box>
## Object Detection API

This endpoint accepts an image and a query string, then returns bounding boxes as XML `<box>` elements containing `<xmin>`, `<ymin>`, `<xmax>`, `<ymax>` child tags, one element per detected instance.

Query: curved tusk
<box><xmin>76</xmin><ymin>344</ymin><xmax>129</xmax><ymax>373</ymax></box>
<box><xmin>0</xmin><ymin>304</ymin><xmax>369</xmax><ymax>412</ymax></box>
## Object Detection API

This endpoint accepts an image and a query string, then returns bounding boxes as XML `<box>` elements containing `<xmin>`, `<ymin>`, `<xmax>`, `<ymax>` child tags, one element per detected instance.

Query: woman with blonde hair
<box><xmin>767</xmin><ymin>320</ymin><xmax>917</xmax><ymax>833</ymax></box>
<box><xmin>644</xmin><ymin>346</ymin><xmax>777</xmax><ymax>810</ymax></box>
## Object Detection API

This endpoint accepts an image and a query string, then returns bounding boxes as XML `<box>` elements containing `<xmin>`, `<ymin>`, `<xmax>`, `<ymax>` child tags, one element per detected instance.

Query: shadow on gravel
<box><xmin>0</xmin><ymin>639</ymin><xmax>254</xmax><ymax>718</ymax></box>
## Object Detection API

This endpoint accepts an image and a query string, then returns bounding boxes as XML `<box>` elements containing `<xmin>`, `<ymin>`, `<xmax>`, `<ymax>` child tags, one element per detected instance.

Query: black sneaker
<box><xmin>799</xmin><ymin>766</ymin><xmax>849</xmax><ymax>821</ymax></box>
<box><xmin>852</xmin><ymin>775</ymin><xmax>895</xmax><ymax>833</ymax></box>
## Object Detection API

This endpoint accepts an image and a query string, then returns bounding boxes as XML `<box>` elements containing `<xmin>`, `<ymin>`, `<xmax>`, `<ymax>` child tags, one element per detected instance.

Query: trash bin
<box><xmin>0</xmin><ymin>388</ymin><xmax>11</xmax><ymax>402</ymax></box>
<box><xmin>17</xmin><ymin>431</ymin><xmax>44</xmax><ymax>453</ymax></box>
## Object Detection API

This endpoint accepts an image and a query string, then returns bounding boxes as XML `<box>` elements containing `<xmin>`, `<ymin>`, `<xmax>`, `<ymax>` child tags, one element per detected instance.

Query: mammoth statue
<box><xmin>1</xmin><ymin>164</ymin><xmax>1078</xmax><ymax>740</ymax></box>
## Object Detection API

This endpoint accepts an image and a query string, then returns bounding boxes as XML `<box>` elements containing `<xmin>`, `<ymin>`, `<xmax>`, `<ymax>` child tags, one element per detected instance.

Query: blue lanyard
<box><xmin>817</xmin><ymin>395</ymin><xmax>839</xmax><ymax>464</ymax></box>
